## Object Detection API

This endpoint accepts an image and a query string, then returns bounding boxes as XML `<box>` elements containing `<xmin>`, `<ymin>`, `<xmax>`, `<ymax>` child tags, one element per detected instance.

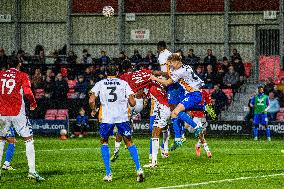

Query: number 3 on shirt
<box><xmin>107</xmin><ymin>87</ymin><xmax>117</xmax><ymax>102</ymax></box>
<box><xmin>1</xmin><ymin>79</ymin><xmax>16</xmax><ymax>94</ymax></box>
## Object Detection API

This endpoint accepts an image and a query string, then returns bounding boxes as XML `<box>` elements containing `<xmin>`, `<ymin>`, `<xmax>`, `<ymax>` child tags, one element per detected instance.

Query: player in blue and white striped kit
<box><xmin>2</xmin><ymin>127</ymin><xmax>16</xmax><ymax>171</ymax></box>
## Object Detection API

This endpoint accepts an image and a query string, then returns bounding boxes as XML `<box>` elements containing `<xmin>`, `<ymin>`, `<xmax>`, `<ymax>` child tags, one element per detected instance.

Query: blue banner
<box><xmin>30</xmin><ymin>119</ymin><xmax>68</xmax><ymax>135</ymax></box>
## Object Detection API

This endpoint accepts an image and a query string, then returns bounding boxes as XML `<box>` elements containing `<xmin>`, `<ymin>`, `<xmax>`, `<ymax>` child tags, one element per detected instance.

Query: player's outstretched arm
<box><xmin>152</xmin><ymin>70</ymin><xmax>169</xmax><ymax>79</ymax></box>
<box><xmin>150</xmin><ymin>75</ymin><xmax>173</xmax><ymax>86</ymax></box>
<box><xmin>22</xmin><ymin>73</ymin><xmax>37</xmax><ymax>110</ymax></box>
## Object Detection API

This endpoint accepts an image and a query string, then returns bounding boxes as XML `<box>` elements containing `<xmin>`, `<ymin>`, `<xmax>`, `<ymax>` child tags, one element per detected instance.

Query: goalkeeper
<box><xmin>250</xmin><ymin>86</ymin><xmax>271</xmax><ymax>141</ymax></box>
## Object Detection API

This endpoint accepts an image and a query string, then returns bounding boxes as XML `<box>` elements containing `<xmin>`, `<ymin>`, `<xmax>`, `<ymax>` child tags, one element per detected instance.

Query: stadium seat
<box><xmin>45</xmin><ymin>114</ymin><xmax>56</xmax><ymax>120</ymax></box>
<box><xmin>258</xmin><ymin>56</ymin><xmax>280</xmax><ymax>81</ymax></box>
<box><xmin>280</xmin><ymin>108</ymin><xmax>284</xmax><ymax>113</ymax></box>
<box><xmin>56</xmin><ymin>115</ymin><xmax>67</xmax><ymax>120</ymax></box>
<box><xmin>244</xmin><ymin>62</ymin><xmax>252</xmax><ymax>77</ymax></box>
<box><xmin>67</xmin><ymin>89</ymin><xmax>75</xmax><ymax>99</ymax></box>
<box><xmin>58</xmin><ymin>109</ymin><xmax>69</xmax><ymax>117</ymax></box>
<box><xmin>46</xmin><ymin>109</ymin><xmax>58</xmax><ymax>115</ymax></box>
<box><xmin>67</xmin><ymin>80</ymin><xmax>77</xmax><ymax>89</ymax></box>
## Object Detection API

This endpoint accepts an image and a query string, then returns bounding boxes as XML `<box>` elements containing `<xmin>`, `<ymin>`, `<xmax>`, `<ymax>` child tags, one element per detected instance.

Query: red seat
<box><xmin>45</xmin><ymin>114</ymin><xmax>56</xmax><ymax>120</ymax></box>
<box><xmin>67</xmin><ymin>80</ymin><xmax>77</xmax><ymax>89</ymax></box>
<box><xmin>46</xmin><ymin>109</ymin><xmax>58</xmax><ymax>115</ymax></box>
<box><xmin>56</xmin><ymin>115</ymin><xmax>67</xmax><ymax>120</ymax></box>
<box><xmin>244</xmin><ymin>63</ymin><xmax>252</xmax><ymax>77</ymax></box>
<box><xmin>58</xmin><ymin>109</ymin><xmax>68</xmax><ymax>116</ymax></box>
<box><xmin>280</xmin><ymin>108</ymin><xmax>284</xmax><ymax>113</ymax></box>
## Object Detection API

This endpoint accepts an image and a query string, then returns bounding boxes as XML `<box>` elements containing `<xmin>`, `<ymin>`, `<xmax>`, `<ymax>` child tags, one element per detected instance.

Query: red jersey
<box><xmin>120</xmin><ymin>69</ymin><xmax>152</xmax><ymax>93</ymax></box>
<box><xmin>149</xmin><ymin>85</ymin><xmax>169</xmax><ymax>107</ymax></box>
<box><xmin>191</xmin><ymin>90</ymin><xmax>212</xmax><ymax>118</ymax></box>
<box><xmin>0</xmin><ymin>68</ymin><xmax>37</xmax><ymax>116</ymax></box>
<box><xmin>120</xmin><ymin>69</ymin><xmax>168</xmax><ymax>106</ymax></box>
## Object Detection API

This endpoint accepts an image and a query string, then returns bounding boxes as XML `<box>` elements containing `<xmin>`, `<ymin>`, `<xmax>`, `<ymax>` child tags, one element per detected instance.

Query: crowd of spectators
<box><xmin>0</xmin><ymin>45</ymin><xmax>251</xmax><ymax>119</ymax></box>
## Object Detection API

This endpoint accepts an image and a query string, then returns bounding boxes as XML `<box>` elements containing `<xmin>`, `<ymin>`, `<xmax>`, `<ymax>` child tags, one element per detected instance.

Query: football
<box><xmin>102</xmin><ymin>6</ymin><xmax>114</xmax><ymax>17</ymax></box>
<box><xmin>60</xmin><ymin>129</ymin><xmax>67</xmax><ymax>136</ymax></box>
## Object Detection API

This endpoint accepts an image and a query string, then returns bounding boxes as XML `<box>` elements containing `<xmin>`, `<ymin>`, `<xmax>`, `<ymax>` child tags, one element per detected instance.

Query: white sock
<box><xmin>163</xmin><ymin>130</ymin><xmax>169</xmax><ymax>153</ymax></box>
<box><xmin>0</xmin><ymin>140</ymin><xmax>5</xmax><ymax>165</ymax></box>
<box><xmin>196</xmin><ymin>139</ymin><xmax>202</xmax><ymax>148</ymax></box>
<box><xmin>114</xmin><ymin>141</ymin><xmax>121</xmax><ymax>154</ymax></box>
<box><xmin>203</xmin><ymin>143</ymin><xmax>210</xmax><ymax>152</ymax></box>
<box><xmin>25</xmin><ymin>139</ymin><xmax>36</xmax><ymax>173</ymax></box>
<box><xmin>4</xmin><ymin>161</ymin><xmax>10</xmax><ymax>166</ymax></box>
<box><xmin>152</xmin><ymin>138</ymin><xmax>159</xmax><ymax>164</ymax></box>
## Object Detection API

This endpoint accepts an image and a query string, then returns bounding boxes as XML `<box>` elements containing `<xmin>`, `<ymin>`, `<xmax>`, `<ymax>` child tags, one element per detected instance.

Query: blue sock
<box><xmin>172</xmin><ymin>118</ymin><xmax>182</xmax><ymax>138</ymax></box>
<box><xmin>177</xmin><ymin>112</ymin><xmax>197</xmax><ymax>128</ymax></box>
<box><xmin>149</xmin><ymin>139</ymin><xmax>152</xmax><ymax>156</ymax></box>
<box><xmin>100</xmin><ymin>145</ymin><xmax>111</xmax><ymax>176</ymax></box>
<box><xmin>128</xmin><ymin>145</ymin><xmax>141</xmax><ymax>171</ymax></box>
<box><xmin>266</xmin><ymin>127</ymin><xmax>271</xmax><ymax>138</ymax></box>
<box><xmin>5</xmin><ymin>143</ymin><xmax>15</xmax><ymax>164</ymax></box>
<box><xmin>253</xmin><ymin>126</ymin><xmax>258</xmax><ymax>138</ymax></box>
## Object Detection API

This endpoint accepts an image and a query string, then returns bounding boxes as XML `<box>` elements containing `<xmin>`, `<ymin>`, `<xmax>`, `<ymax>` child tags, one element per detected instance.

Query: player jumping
<box><xmin>150</xmin><ymin>54</ymin><xmax>206</xmax><ymax>140</ymax></box>
<box><xmin>0</xmin><ymin>58</ymin><xmax>44</xmax><ymax>181</ymax></box>
<box><xmin>89</xmin><ymin>65</ymin><xmax>144</xmax><ymax>182</ymax></box>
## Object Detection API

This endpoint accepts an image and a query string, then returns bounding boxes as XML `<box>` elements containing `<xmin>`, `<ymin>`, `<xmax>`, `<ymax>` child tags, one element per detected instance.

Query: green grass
<box><xmin>1</xmin><ymin>136</ymin><xmax>284</xmax><ymax>189</ymax></box>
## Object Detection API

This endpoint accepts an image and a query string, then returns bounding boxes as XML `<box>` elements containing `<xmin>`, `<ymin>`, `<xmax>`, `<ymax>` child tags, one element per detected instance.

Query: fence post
<box><xmin>280</xmin><ymin>0</ymin><xmax>284</xmax><ymax>69</ymax></box>
<box><xmin>224</xmin><ymin>0</ymin><xmax>230</xmax><ymax>59</ymax></box>
<box><xmin>170</xmin><ymin>0</ymin><xmax>176</xmax><ymax>52</ymax></box>
<box><xmin>15</xmin><ymin>0</ymin><xmax>21</xmax><ymax>51</ymax></box>
<box><xmin>67</xmin><ymin>0</ymin><xmax>72</xmax><ymax>51</ymax></box>
<box><xmin>118</xmin><ymin>0</ymin><xmax>125</xmax><ymax>52</ymax></box>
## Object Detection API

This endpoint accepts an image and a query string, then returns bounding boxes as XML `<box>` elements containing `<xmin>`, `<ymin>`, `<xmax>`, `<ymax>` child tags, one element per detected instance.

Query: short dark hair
<box><xmin>82</xmin><ymin>49</ymin><xmax>88</xmax><ymax>53</ymax></box>
<box><xmin>106</xmin><ymin>65</ymin><xmax>118</xmax><ymax>76</ymax></box>
<box><xmin>157</xmin><ymin>41</ymin><xmax>167</xmax><ymax>49</ymax></box>
<box><xmin>8</xmin><ymin>56</ymin><xmax>20</xmax><ymax>68</ymax></box>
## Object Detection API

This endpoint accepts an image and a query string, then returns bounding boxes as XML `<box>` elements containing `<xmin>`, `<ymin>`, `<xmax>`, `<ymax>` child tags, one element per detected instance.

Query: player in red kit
<box><xmin>0</xmin><ymin>58</ymin><xmax>44</xmax><ymax>181</ymax></box>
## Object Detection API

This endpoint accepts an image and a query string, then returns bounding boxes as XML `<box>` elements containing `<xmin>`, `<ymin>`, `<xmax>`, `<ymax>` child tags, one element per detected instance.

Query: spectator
<box><xmin>175</xmin><ymin>49</ymin><xmax>185</xmax><ymax>61</ymax></box>
<box><xmin>211</xmin><ymin>84</ymin><xmax>228</xmax><ymax>117</ymax></box>
<box><xmin>221</xmin><ymin>57</ymin><xmax>230</xmax><ymax>73</ymax></box>
<box><xmin>233</xmin><ymin>57</ymin><xmax>245</xmax><ymax>84</ymax></box>
<box><xmin>273</xmin><ymin>85</ymin><xmax>284</xmax><ymax>107</ymax></box>
<box><xmin>223</xmin><ymin>65</ymin><xmax>239</xmax><ymax>95</ymax></box>
<box><xmin>0</xmin><ymin>48</ymin><xmax>8</xmax><ymax>70</ymax></box>
<box><xmin>87</xmin><ymin>79</ymin><xmax>95</xmax><ymax>93</ymax></box>
<box><xmin>203</xmin><ymin>49</ymin><xmax>217</xmax><ymax>68</ymax></box>
<box><xmin>43</xmin><ymin>75</ymin><xmax>54</xmax><ymax>99</ymax></box>
<box><xmin>130</xmin><ymin>49</ymin><xmax>143</xmax><ymax>64</ymax></box>
<box><xmin>99</xmin><ymin>50</ymin><xmax>110</xmax><ymax>65</ymax></box>
<box><xmin>71</xmin><ymin>107</ymin><xmax>90</xmax><ymax>138</ymax></box>
<box><xmin>34</xmin><ymin>45</ymin><xmax>45</xmax><ymax>64</ymax></box>
<box><xmin>215</xmin><ymin>65</ymin><xmax>226</xmax><ymax>87</ymax></box>
<box><xmin>67</xmin><ymin>50</ymin><xmax>77</xmax><ymax>64</ymax></box>
<box><xmin>195</xmin><ymin>66</ymin><xmax>204</xmax><ymax>80</ymax></box>
<box><xmin>52</xmin><ymin>73</ymin><xmax>69</xmax><ymax>107</ymax></box>
<box><xmin>17</xmin><ymin>50</ymin><xmax>27</xmax><ymax>64</ymax></box>
<box><xmin>31</xmin><ymin>68</ymin><xmax>43</xmax><ymax>89</ymax></box>
<box><xmin>118</xmin><ymin>51</ymin><xmax>128</xmax><ymax>62</ymax></box>
<box><xmin>94</xmin><ymin>65</ymin><xmax>105</xmax><ymax>83</ymax></box>
<box><xmin>267</xmin><ymin>92</ymin><xmax>280</xmax><ymax>121</ymax></box>
<box><xmin>264</xmin><ymin>77</ymin><xmax>274</xmax><ymax>95</ymax></box>
<box><xmin>231</xmin><ymin>48</ymin><xmax>242</xmax><ymax>62</ymax></box>
<box><xmin>84</xmin><ymin>67</ymin><xmax>94</xmax><ymax>83</ymax></box>
<box><xmin>204</xmin><ymin>64</ymin><xmax>216</xmax><ymax>89</ymax></box>
<box><xmin>144</xmin><ymin>50</ymin><xmax>157</xmax><ymax>64</ymax></box>
<box><xmin>276</xmin><ymin>78</ymin><xmax>284</xmax><ymax>93</ymax></box>
<box><xmin>245</xmin><ymin>93</ymin><xmax>255</xmax><ymax>124</ymax></box>
<box><xmin>184</xmin><ymin>49</ymin><xmax>199</xmax><ymax>65</ymax></box>
<box><xmin>81</xmin><ymin>49</ymin><xmax>93</xmax><ymax>64</ymax></box>
<box><xmin>74</xmin><ymin>75</ymin><xmax>88</xmax><ymax>99</ymax></box>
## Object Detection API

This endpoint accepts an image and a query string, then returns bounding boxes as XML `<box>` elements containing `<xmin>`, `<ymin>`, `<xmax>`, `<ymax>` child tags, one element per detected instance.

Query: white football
<box><xmin>102</xmin><ymin>6</ymin><xmax>114</xmax><ymax>17</ymax></box>
<box><xmin>60</xmin><ymin>129</ymin><xmax>67</xmax><ymax>136</ymax></box>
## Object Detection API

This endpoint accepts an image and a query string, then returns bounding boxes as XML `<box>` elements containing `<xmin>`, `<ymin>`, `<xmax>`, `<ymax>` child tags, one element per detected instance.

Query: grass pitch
<box><xmin>1</xmin><ymin>136</ymin><xmax>284</xmax><ymax>189</ymax></box>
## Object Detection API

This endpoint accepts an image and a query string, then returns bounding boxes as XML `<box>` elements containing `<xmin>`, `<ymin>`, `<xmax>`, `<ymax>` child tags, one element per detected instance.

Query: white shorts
<box><xmin>0</xmin><ymin>114</ymin><xmax>33</xmax><ymax>138</ymax></box>
<box><xmin>152</xmin><ymin>102</ymin><xmax>171</xmax><ymax>129</ymax></box>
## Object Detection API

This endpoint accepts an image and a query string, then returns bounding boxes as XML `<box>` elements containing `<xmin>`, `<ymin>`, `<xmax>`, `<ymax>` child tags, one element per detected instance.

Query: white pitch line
<box><xmin>17</xmin><ymin>147</ymin><xmax>275</xmax><ymax>153</ymax></box>
<box><xmin>148</xmin><ymin>173</ymin><xmax>284</xmax><ymax>189</ymax></box>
